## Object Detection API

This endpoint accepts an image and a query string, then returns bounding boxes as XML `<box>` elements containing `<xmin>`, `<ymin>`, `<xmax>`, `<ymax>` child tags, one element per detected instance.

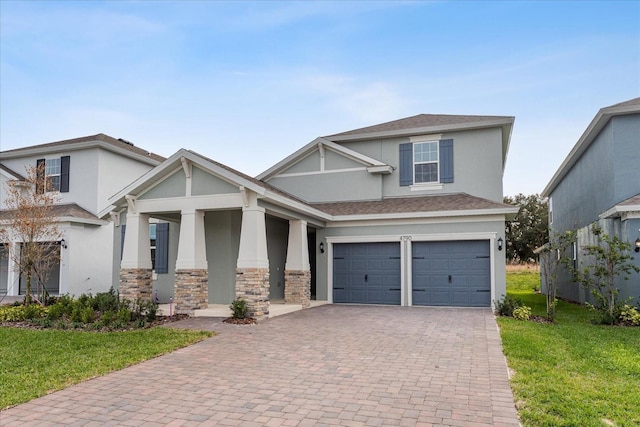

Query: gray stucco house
<box><xmin>102</xmin><ymin>113</ymin><xmax>518</xmax><ymax>319</ymax></box>
<box><xmin>541</xmin><ymin>97</ymin><xmax>640</xmax><ymax>304</ymax></box>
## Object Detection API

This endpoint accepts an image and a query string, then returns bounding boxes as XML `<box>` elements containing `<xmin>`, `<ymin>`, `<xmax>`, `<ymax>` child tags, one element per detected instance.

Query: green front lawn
<box><xmin>0</xmin><ymin>327</ymin><xmax>211</xmax><ymax>410</ymax></box>
<box><xmin>500</xmin><ymin>271</ymin><xmax>640</xmax><ymax>426</ymax></box>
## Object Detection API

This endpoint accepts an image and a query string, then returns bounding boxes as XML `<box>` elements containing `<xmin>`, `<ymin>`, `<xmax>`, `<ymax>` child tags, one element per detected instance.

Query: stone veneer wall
<box><xmin>119</xmin><ymin>268</ymin><xmax>152</xmax><ymax>302</ymax></box>
<box><xmin>236</xmin><ymin>267</ymin><xmax>270</xmax><ymax>320</ymax></box>
<box><xmin>174</xmin><ymin>269</ymin><xmax>208</xmax><ymax>313</ymax></box>
<box><xmin>284</xmin><ymin>270</ymin><xmax>311</xmax><ymax>308</ymax></box>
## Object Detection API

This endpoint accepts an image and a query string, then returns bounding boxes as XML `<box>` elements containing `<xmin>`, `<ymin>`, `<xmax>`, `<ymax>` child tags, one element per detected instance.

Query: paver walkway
<box><xmin>1</xmin><ymin>305</ymin><xmax>520</xmax><ymax>426</ymax></box>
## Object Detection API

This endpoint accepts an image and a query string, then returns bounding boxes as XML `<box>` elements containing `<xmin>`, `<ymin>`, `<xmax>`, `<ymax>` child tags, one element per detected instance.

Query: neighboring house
<box><xmin>101</xmin><ymin>113</ymin><xmax>518</xmax><ymax>319</ymax></box>
<box><xmin>541</xmin><ymin>97</ymin><xmax>640</xmax><ymax>303</ymax></box>
<box><xmin>0</xmin><ymin>134</ymin><xmax>163</xmax><ymax>298</ymax></box>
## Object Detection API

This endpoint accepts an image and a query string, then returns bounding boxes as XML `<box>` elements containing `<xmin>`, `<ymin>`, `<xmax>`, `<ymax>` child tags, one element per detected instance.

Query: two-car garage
<box><xmin>332</xmin><ymin>240</ymin><xmax>492</xmax><ymax>307</ymax></box>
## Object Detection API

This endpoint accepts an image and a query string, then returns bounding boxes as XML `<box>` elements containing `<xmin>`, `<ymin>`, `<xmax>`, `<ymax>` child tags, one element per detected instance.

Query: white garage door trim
<box><xmin>325</xmin><ymin>232</ymin><xmax>498</xmax><ymax>306</ymax></box>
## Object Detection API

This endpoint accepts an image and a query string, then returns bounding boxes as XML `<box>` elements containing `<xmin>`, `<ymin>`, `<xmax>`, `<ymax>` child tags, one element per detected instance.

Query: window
<box><xmin>45</xmin><ymin>158</ymin><xmax>61</xmax><ymax>191</ymax></box>
<box><xmin>548</xmin><ymin>197</ymin><xmax>553</xmax><ymax>224</ymax></box>
<box><xmin>36</xmin><ymin>156</ymin><xmax>70</xmax><ymax>193</ymax></box>
<box><xmin>149</xmin><ymin>224</ymin><xmax>157</xmax><ymax>270</ymax></box>
<box><xmin>413</xmin><ymin>141</ymin><xmax>439</xmax><ymax>183</ymax></box>
<box><xmin>399</xmin><ymin>139</ymin><xmax>453</xmax><ymax>187</ymax></box>
<box><xmin>119</xmin><ymin>222</ymin><xmax>168</xmax><ymax>274</ymax></box>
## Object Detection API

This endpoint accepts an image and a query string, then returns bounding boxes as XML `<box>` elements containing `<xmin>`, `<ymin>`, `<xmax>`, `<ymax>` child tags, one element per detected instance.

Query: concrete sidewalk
<box><xmin>0</xmin><ymin>305</ymin><xmax>520</xmax><ymax>426</ymax></box>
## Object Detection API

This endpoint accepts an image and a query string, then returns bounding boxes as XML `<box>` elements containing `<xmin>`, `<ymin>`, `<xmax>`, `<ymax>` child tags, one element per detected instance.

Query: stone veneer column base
<box><xmin>175</xmin><ymin>269</ymin><xmax>208</xmax><ymax>313</ymax></box>
<box><xmin>119</xmin><ymin>269</ymin><xmax>152</xmax><ymax>302</ymax></box>
<box><xmin>284</xmin><ymin>270</ymin><xmax>311</xmax><ymax>308</ymax></box>
<box><xmin>236</xmin><ymin>267</ymin><xmax>270</xmax><ymax>320</ymax></box>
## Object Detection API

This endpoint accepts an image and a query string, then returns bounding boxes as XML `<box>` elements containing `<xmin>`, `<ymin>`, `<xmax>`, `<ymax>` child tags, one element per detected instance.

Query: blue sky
<box><xmin>1</xmin><ymin>0</ymin><xmax>638</xmax><ymax>196</ymax></box>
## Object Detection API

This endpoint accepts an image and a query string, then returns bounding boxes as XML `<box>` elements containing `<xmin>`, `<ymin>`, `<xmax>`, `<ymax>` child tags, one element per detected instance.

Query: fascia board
<box><xmin>327</xmin><ymin>118</ymin><xmax>515</xmax><ymax>143</ymax></box>
<box><xmin>599</xmin><ymin>204</ymin><xmax>640</xmax><ymax>219</ymax></box>
<box><xmin>58</xmin><ymin>216</ymin><xmax>108</xmax><ymax>226</ymax></box>
<box><xmin>542</xmin><ymin>103</ymin><xmax>640</xmax><ymax>197</ymax></box>
<box><xmin>0</xmin><ymin>168</ymin><xmax>22</xmax><ymax>180</ymax></box>
<box><xmin>262</xmin><ymin>189</ymin><xmax>332</xmax><ymax>221</ymax></box>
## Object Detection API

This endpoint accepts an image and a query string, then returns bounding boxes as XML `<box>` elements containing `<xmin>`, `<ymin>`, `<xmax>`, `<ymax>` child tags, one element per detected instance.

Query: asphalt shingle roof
<box><xmin>0</xmin><ymin>203</ymin><xmax>99</xmax><ymax>221</ymax></box>
<box><xmin>327</xmin><ymin>114</ymin><xmax>513</xmax><ymax>138</ymax></box>
<box><xmin>0</xmin><ymin>134</ymin><xmax>166</xmax><ymax>163</ymax></box>
<box><xmin>618</xmin><ymin>193</ymin><xmax>640</xmax><ymax>206</ymax></box>
<box><xmin>311</xmin><ymin>193</ymin><xmax>514</xmax><ymax>216</ymax></box>
<box><xmin>0</xmin><ymin>164</ymin><xmax>25</xmax><ymax>180</ymax></box>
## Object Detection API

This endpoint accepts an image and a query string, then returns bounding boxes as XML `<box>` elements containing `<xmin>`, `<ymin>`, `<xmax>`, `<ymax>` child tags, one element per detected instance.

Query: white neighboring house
<box><xmin>0</xmin><ymin>134</ymin><xmax>164</xmax><ymax>298</ymax></box>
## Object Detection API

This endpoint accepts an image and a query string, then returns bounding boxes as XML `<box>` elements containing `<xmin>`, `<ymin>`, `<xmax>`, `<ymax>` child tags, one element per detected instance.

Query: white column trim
<box><xmin>120</xmin><ymin>213</ymin><xmax>152</xmax><ymax>269</ymax></box>
<box><xmin>285</xmin><ymin>220</ymin><xmax>310</xmax><ymax>271</ymax></box>
<box><xmin>175</xmin><ymin>209</ymin><xmax>208</xmax><ymax>270</ymax></box>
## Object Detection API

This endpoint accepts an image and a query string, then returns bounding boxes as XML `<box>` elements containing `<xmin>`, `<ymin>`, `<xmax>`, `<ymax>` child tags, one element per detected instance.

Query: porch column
<box><xmin>120</xmin><ymin>213</ymin><xmax>152</xmax><ymax>301</ymax></box>
<box><xmin>284</xmin><ymin>220</ymin><xmax>311</xmax><ymax>308</ymax></box>
<box><xmin>174</xmin><ymin>209</ymin><xmax>208</xmax><ymax>313</ymax></box>
<box><xmin>236</xmin><ymin>197</ymin><xmax>270</xmax><ymax>320</ymax></box>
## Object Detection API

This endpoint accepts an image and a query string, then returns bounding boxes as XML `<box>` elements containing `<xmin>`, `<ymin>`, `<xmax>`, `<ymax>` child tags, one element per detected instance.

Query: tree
<box><xmin>575</xmin><ymin>225</ymin><xmax>640</xmax><ymax>324</ymax></box>
<box><xmin>504</xmin><ymin>193</ymin><xmax>548</xmax><ymax>263</ymax></box>
<box><xmin>538</xmin><ymin>231</ymin><xmax>575</xmax><ymax>321</ymax></box>
<box><xmin>0</xmin><ymin>164</ymin><xmax>62</xmax><ymax>305</ymax></box>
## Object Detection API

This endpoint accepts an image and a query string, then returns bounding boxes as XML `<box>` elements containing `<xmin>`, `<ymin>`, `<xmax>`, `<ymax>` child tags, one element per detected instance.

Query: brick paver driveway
<box><xmin>1</xmin><ymin>305</ymin><xmax>520</xmax><ymax>426</ymax></box>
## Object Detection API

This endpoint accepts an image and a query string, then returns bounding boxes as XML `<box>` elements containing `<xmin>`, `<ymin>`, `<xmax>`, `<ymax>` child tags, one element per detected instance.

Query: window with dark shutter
<box><xmin>399</xmin><ymin>143</ymin><xmax>413</xmax><ymax>186</ymax></box>
<box><xmin>439</xmin><ymin>139</ymin><xmax>454</xmax><ymax>183</ymax></box>
<box><xmin>36</xmin><ymin>159</ymin><xmax>45</xmax><ymax>194</ymax></box>
<box><xmin>60</xmin><ymin>156</ymin><xmax>70</xmax><ymax>192</ymax></box>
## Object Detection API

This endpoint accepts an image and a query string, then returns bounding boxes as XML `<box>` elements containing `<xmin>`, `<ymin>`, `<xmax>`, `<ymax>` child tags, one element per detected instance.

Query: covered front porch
<box><xmin>106</xmin><ymin>150</ymin><xmax>328</xmax><ymax>320</ymax></box>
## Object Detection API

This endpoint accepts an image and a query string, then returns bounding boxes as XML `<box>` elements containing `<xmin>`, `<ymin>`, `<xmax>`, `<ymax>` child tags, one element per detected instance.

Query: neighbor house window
<box><xmin>548</xmin><ymin>197</ymin><xmax>553</xmax><ymax>224</ymax></box>
<box><xmin>413</xmin><ymin>141</ymin><xmax>439</xmax><ymax>183</ymax></box>
<box><xmin>36</xmin><ymin>156</ymin><xmax>70</xmax><ymax>193</ymax></box>
<box><xmin>45</xmin><ymin>158</ymin><xmax>61</xmax><ymax>191</ymax></box>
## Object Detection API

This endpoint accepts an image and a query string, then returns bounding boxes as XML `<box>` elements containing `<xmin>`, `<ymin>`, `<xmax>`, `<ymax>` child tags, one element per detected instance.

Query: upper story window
<box><xmin>413</xmin><ymin>141</ymin><xmax>439</xmax><ymax>183</ymax></box>
<box><xmin>45</xmin><ymin>158</ymin><xmax>61</xmax><ymax>191</ymax></box>
<box><xmin>36</xmin><ymin>156</ymin><xmax>70</xmax><ymax>193</ymax></box>
<box><xmin>399</xmin><ymin>138</ymin><xmax>453</xmax><ymax>187</ymax></box>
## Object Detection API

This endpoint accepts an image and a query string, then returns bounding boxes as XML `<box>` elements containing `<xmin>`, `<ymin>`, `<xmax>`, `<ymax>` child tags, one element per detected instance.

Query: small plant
<box><xmin>23</xmin><ymin>304</ymin><xmax>47</xmax><ymax>320</ymax></box>
<box><xmin>513</xmin><ymin>306</ymin><xmax>532</xmax><ymax>321</ymax></box>
<box><xmin>230</xmin><ymin>298</ymin><xmax>249</xmax><ymax>319</ymax></box>
<box><xmin>620</xmin><ymin>305</ymin><xmax>640</xmax><ymax>326</ymax></box>
<box><xmin>494</xmin><ymin>295</ymin><xmax>523</xmax><ymax>317</ymax></box>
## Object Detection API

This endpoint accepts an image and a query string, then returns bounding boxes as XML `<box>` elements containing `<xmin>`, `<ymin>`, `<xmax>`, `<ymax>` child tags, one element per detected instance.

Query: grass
<box><xmin>0</xmin><ymin>326</ymin><xmax>211</xmax><ymax>410</ymax></box>
<box><xmin>499</xmin><ymin>271</ymin><xmax>640</xmax><ymax>426</ymax></box>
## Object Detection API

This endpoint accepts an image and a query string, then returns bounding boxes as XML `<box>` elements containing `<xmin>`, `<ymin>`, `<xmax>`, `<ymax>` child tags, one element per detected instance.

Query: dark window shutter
<box><xmin>60</xmin><ymin>156</ymin><xmax>70</xmax><ymax>192</ymax></box>
<box><xmin>120</xmin><ymin>225</ymin><xmax>126</xmax><ymax>261</ymax></box>
<box><xmin>439</xmin><ymin>139</ymin><xmax>454</xmax><ymax>184</ymax></box>
<box><xmin>36</xmin><ymin>159</ymin><xmax>45</xmax><ymax>194</ymax></box>
<box><xmin>155</xmin><ymin>223</ymin><xmax>169</xmax><ymax>274</ymax></box>
<box><xmin>399</xmin><ymin>143</ymin><xmax>413</xmax><ymax>186</ymax></box>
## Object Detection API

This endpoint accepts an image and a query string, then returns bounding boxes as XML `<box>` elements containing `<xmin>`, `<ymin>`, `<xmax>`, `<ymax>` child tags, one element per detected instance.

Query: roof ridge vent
<box><xmin>117</xmin><ymin>138</ymin><xmax>134</xmax><ymax>146</ymax></box>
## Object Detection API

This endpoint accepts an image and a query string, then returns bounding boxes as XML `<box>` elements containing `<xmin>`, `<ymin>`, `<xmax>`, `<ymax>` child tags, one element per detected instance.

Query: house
<box><xmin>0</xmin><ymin>134</ymin><xmax>163</xmax><ymax>298</ymax></box>
<box><xmin>541</xmin><ymin>97</ymin><xmax>640</xmax><ymax>303</ymax></box>
<box><xmin>101</xmin><ymin>113</ymin><xmax>518</xmax><ymax>319</ymax></box>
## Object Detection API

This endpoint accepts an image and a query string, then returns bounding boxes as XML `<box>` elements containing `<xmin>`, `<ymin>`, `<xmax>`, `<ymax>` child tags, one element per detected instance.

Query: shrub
<box><xmin>80</xmin><ymin>307</ymin><xmax>96</xmax><ymax>324</ymax></box>
<box><xmin>230</xmin><ymin>298</ymin><xmax>249</xmax><ymax>319</ymax></box>
<box><xmin>100</xmin><ymin>310</ymin><xmax>117</xmax><ymax>327</ymax></box>
<box><xmin>620</xmin><ymin>305</ymin><xmax>640</xmax><ymax>326</ymax></box>
<box><xmin>513</xmin><ymin>306</ymin><xmax>532</xmax><ymax>321</ymax></box>
<box><xmin>117</xmin><ymin>307</ymin><xmax>132</xmax><ymax>324</ymax></box>
<box><xmin>92</xmin><ymin>288</ymin><xmax>120</xmax><ymax>312</ymax></box>
<box><xmin>0</xmin><ymin>306</ymin><xmax>26</xmax><ymax>322</ymax></box>
<box><xmin>23</xmin><ymin>304</ymin><xmax>47</xmax><ymax>320</ymax></box>
<box><xmin>46</xmin><ymin>303</ymin><xmax>66</xmax><ymax>321</ymax></box>
<box><xmin>494</xmin><ymin>295</ymin><xmax>523</xmax><ymax>317</ymax></box>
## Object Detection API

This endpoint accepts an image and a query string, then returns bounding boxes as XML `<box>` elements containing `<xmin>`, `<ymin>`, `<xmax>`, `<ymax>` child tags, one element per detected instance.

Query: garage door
<box><xmin>412</xmin><ymin>240</ymin><xmax>491</xmax><ymax>307</ymax></box>
<box><xmin>333</xmin><ymin>242</ymin><xmax>401</xmax><ymax>304</ymax></box>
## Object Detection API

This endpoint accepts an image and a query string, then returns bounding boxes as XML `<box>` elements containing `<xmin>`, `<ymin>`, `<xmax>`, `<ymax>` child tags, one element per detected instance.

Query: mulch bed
<box><xmin>222</xmin><ymin>317</ymin><xmax>257</xmax><ymax>325</ymax></box>
<box><xmin>0</xmin><ymin>314</ymin><xmax>191</xmax><ymax>331</ymax></box>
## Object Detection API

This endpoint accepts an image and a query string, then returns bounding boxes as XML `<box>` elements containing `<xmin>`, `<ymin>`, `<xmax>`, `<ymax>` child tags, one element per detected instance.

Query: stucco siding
<box><xmin>267</xmin><ymin>171</ymin><xmax>382</xmax><ymax>203</ymax></box>
<box><xmin>139</xmin><ymin>169</ymin><xmax>186</xmax><ymax>200</ymax></box>
<box><xmin>204</xmin><ymin>210</ymin><xmax>242</xmax><ymax>304</ymax></box>
<box><xmin>266</xmin><ymin>216</ymin><xmax>288</xmax><ymax>300</ymax></box>
<box><xmin>281</xmin><ymin>151</ymin><xmax>321</xmax><ymax>175</ymax></box>
<box><xmin>191</xmin><ymin>166</ymin><xmax>241</xmax><ymax>196</ymax></box>
<box><xmin>324</xmin><ymin>149</ymin><xmax>365</xmax><ymax>170</ymax></box>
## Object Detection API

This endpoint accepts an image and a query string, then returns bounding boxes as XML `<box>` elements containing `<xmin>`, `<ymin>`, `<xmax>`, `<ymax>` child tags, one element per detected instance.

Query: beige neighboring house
<box><xmin>0</xmin><ymin>134</ymin><xmax>164</xmax><ymax>298</ymax></box>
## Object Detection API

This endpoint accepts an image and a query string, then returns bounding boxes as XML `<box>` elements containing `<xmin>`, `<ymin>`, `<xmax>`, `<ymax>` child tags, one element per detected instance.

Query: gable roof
<box><xmin>0</xmin><ymin>164</ymin><xmax>25</xmax><ymax>181</ymax></box>
<box><xmin>312</xmin><ymin>193</ymin><xmax>518</xmax><ymax>219</ymax></box>
<box><xmin>0</xmin><ymin>133</ymin><xmax>165</xmax><ymax>165</ymax></box>
<box><xmin>543</xmin><ymin>97</ymin><xmax>640</xmax><ymax>196</ymax></box>
<box><xmin>257</xmin><ymin>137</ymin><xmax>391</xmax><ymax>181</ymax></box>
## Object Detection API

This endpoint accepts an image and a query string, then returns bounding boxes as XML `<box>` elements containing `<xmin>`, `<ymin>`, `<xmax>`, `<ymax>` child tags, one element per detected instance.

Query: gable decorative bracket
<box><xmin>239</xmin><ymin>186</ymin><xmax>249</xmax><ymax>207</ymax></box>
<box><xmin>109</xmin><ymin>211</ymin><xmax>121</xmax><ymax>227</ymax></box>
<box><xmin>125</xmin><ymin>195</ymin><xmax>137</xmax><ymax>214</ymax></box>
<box><xmin>180</xmin><ymin>157</ymin><xmax>192</xmax><ymax>179</ymax></box>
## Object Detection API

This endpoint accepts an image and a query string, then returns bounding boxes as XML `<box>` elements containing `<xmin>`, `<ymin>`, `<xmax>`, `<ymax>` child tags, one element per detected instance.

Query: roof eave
<box><xmin>327</xmin><ymin>206</ymin><xmax>519</xmax><ymax>222</ymax></box>
<box><xmin>542</xmin><ymin>102</ymin><xmax>640</xmax><ymax>197</ymax></box>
